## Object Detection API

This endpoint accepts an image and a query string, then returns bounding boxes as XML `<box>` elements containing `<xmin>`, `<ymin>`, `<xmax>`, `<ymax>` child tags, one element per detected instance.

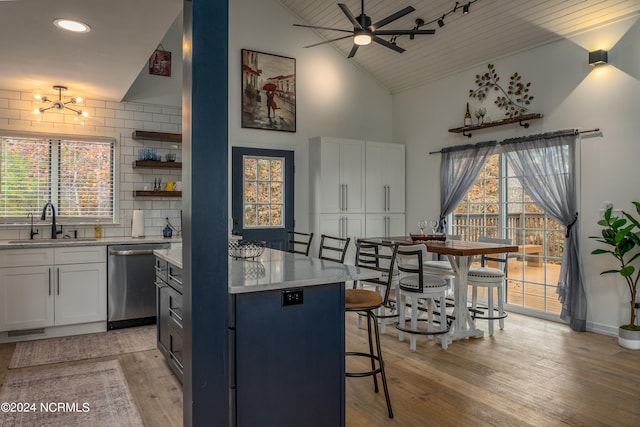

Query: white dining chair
<box><xmin>395</xmin><ymin>244</ymin><xmax>449</xmax><ymax>351</ymax></box>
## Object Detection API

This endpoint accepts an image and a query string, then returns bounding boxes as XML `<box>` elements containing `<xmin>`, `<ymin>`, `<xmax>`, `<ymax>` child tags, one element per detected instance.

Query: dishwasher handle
<box><xmin>109</xmin><ymin>249</ymin><xmax>156</xmax><ymax>256</ymax></box>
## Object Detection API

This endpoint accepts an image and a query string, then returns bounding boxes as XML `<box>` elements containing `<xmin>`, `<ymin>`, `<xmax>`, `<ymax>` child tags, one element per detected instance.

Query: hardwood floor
<box><xmin>1</xmin><ymin>313</ymin><xmax>639</xmax><ymax>426</ymax></box>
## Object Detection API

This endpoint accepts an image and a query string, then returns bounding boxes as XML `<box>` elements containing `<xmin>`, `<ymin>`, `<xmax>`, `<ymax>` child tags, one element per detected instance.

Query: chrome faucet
<box><xmin>41</xmin><ymin>202</ymin><xmax>61</xmax><ymax>239</ymax></box>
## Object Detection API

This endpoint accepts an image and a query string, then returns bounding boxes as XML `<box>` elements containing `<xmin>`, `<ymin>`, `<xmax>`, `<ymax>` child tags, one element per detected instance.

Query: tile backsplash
<box><xmin>0</xmin><ymin>89</ymin><xmax>183</xmax><ymax>240</ymax></box>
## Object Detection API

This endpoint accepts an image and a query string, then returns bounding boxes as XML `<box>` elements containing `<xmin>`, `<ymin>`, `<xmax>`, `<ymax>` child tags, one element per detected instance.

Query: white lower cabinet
<box><xmin>0</xmin><ymin>266</ymin><xmax>54</xmax><ymax>331</ymax></box>
<box><xmin>365</xmin><ymin>214</ymin><xmax>406</xmax><ymax>239</ymax></box>
<box><xmin>0</xmin><ymin>247</ymin><xmax>106</xmax><ymax>333</ymax></box>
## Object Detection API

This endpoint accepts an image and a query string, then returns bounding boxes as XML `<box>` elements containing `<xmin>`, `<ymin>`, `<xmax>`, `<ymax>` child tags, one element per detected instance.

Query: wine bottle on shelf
<box><xmin>464</xmin><ymin>102</ymin><xmax>472</xmax><ymax>126</ymax></box>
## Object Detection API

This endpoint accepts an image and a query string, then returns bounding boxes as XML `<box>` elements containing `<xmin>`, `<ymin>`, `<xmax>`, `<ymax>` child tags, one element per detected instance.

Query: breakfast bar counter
<box><xmin>153</xmin><ymin>246</ymin><xmax>377</xmax><ymax>427</ymax></box>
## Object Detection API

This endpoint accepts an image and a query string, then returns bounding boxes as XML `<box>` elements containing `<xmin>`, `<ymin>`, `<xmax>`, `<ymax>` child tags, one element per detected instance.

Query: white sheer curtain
<box><xmin>500</xmin><ymin>130</ymin><xmax>585</xmax><ymax>331</ymax></box>
<box><xmin>438</xmin><ymin>141</ymin><xmax>498</xmax><ymax>232</ymax></box>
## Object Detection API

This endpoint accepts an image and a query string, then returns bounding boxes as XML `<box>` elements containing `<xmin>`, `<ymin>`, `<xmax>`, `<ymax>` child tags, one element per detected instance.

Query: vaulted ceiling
<box><xmin>0</xmin><ymin>0</ymin><xmax>637</xmax><ymax>103</ymax></box>
<box><xmin>279</xmin><ymin>0</ymin><xmax>640</xmax><ymax>93</ymax></box>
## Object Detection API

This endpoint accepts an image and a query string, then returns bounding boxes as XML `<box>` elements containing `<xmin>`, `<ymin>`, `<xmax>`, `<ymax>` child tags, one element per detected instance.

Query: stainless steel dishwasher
<box><xmin>107</xmin><ymin>243</ymin><xmax>171</xmax><ymax>329</ymax></box>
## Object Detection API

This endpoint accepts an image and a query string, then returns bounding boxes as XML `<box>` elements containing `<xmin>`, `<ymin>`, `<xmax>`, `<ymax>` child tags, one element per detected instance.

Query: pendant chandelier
<box><xmin>33</xmin><ymin>85</ymin><xmax>89</xmax><ymax>124</ymax></box>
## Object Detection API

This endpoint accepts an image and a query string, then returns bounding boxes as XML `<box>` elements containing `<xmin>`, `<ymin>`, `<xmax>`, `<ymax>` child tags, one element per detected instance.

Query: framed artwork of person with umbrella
<box><xmin>241</xmin><ymin>49</ymin><xmax>296</xmax><ymax>132</ymax></box>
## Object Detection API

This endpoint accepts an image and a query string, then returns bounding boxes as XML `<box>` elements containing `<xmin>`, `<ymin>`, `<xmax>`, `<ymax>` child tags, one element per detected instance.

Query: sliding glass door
<box><xmin>452</xmin><ymin>154</ymin><xmax>563</xmax><ymax>318</ymax></box>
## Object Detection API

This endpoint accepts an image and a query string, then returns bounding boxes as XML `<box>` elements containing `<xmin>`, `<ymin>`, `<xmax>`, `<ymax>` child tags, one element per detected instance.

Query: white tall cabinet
<box><xmin>309</xmin><ymin>137</ymin><xmax>405</xmax><ymax>261</ymax></box>
<box><xmin>365</xmin><ymin>141</ymin><xmax>406</xmax><ymax>239</ymax></box>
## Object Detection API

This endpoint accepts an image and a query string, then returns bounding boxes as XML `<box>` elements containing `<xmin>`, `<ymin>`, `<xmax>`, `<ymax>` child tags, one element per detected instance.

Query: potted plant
<box><xmin>590</xmin><ymin>202</ymin><xmax>640</xmax><ymax>349</ymax></box>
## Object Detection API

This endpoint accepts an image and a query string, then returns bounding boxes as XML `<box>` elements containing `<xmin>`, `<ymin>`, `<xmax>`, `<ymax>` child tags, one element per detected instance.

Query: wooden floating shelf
<box><xmin>134</xmin><ymin>191</ymin><xmax>182</xmax><ymax>197</ymax></box>
<box><xmin>133</xmin><ymin>160</ymin><xmax>182</xmax><ymax>169</ymax></box>
<box><xmin>448</xmin><ymin>113</ymin><xmax>543</xmax><ymax>137</ymax></box>
<box><xmin>132</xmin><ymin>130</ymin><xmax>182</xmax><ymax>143</ymax></box>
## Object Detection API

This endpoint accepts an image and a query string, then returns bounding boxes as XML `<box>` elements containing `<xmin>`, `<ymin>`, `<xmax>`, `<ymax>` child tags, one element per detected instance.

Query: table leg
<box><xmin>443</xmin><ymin>254</ymin><xmax>484</xmax><ymax>342</ymax></box>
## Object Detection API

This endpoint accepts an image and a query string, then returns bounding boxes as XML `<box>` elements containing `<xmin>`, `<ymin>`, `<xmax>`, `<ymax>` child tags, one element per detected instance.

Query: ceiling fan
<box><xmin>294</xmin><ymin>0</ymin><xmax>435</xmax><ymax>58</ymax></box>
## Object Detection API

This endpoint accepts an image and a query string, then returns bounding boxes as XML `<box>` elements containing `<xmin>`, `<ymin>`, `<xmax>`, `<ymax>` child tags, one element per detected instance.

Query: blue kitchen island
<box><xmin>154</xmin><ymin>247</ymin><xmax>377</xmax><ymax>427</ymax></box>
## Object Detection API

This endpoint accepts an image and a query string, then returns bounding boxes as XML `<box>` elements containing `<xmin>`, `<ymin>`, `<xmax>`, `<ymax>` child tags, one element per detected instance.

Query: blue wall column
<box><xmin>182</xmin><ymin>1</ymin><xmax>229</xmax><ymax>426</ymax></box>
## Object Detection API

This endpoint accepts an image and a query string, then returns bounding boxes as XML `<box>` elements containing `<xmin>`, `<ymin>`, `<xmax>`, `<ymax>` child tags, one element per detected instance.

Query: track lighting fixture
<box><xmin>409</xmin><ymin>18</ymin><xmax>424</xmax><ymax>40</ymax></box>
<box><xmin>438</xmin><ymin>15</ymin><xmax>445</xmax><ymax>27</ymax></box>
<box><xmin>463</xmin><ymin>2</ymin><xmax>471</xmax><ymax>14</ymax></box>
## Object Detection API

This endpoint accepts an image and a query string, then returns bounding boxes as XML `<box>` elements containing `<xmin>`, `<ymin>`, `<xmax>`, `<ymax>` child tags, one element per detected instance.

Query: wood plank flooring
<box><xmin>1</xmin><ymin>312</ymin><xmax>638</xmax><ymax>426</ymax></box>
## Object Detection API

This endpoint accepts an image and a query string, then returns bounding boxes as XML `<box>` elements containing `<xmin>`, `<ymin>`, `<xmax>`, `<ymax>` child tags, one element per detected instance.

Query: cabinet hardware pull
<box><xmin>48</xmin><ymin>268</ymin><xmax>52</xmax><ymax>296</ymax></box>
<box><xmin>57</xmin><ymin>268</ymin><xmax>60</xmax><ymax>295</ymax></box>
<box><xmin>169</xmin><ymin>273</ymin><xmax>182</xmax><ymax>285</ymax></box>
<box><xmin>170</xmin><ymin>352</ymin><xmax>184</xmax><ymax>371</ymax></box>
<box><xmin>345</xmin><ymin>184</ymin><xmax>348</xmax><ymax>211</ymax></box>
<box><xmin>169</xmin><ymin>307</ymin><xmax>183</xmax><ymax>322</ymax></box>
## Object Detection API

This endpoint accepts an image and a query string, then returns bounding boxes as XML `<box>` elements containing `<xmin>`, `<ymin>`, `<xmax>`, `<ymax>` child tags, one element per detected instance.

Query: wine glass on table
<box><xmin>418</xmin><ymin>220</ymin><xmax>426</xmax><ymax>235</ymax></box>
<box><xmin>430</xmin><ymin>219</ymin><xmax>440</xmax><ymax>235</ymax></box>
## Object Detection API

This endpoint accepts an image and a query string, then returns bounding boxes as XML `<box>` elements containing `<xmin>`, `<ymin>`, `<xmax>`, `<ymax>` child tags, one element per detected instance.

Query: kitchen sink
<box><xmin>7</xmin><ymin>238</ymin><xmax>98</xmax><ymax>244</ymax></box>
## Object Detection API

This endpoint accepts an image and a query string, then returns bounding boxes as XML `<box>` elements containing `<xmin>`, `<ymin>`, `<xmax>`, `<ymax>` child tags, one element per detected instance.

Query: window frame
<box><xmin>0</xmin><ymin>130</ymin><xmax>119</xmax><ymax>225</ymax></box>
<box><xmin>241</xmin><ymin>154</ymin><xmax>286</xmax><ymax>229</ymax></box>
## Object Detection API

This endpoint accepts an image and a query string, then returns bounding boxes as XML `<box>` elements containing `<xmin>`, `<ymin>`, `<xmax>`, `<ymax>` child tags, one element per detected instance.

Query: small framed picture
<box><xmin>149</xmin><ymin>49</ymin><xmax>171</xmax><ymax>77</ymax></box>
<box><xmin>241</xmin><ymin>49</ymin><xmax>296</xmax><ymax>132</ymax></box>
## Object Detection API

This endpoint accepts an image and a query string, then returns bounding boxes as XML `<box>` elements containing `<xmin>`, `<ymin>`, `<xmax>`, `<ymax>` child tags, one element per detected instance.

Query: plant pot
<box><xmin>618</xmin><ymin>327</ymin><xmax>640</xmax><ymax>350</ymax></box>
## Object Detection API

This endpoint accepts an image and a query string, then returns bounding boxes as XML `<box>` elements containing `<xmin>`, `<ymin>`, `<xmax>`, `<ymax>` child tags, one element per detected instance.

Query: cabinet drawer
<box><xmin>168</xmin><ymin>264</ymin><xmax>183</xmax><ymax>293</ymax></box>
<box><xmin>0</xmin><ymin>248</ymin><xmax>54</xmax><ymax>267</ymax></box>
<box><xmin>55</xmin><ymin>246</ymin><xmax>106</xmax><ymax>264</ymax></box>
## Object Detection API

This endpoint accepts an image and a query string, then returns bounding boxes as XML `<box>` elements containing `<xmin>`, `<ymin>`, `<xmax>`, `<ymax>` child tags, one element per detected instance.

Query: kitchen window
<box><xmin>0</xmin><ymin>134</ymin><xmax>115</xmax><ymax>222</ymax></box>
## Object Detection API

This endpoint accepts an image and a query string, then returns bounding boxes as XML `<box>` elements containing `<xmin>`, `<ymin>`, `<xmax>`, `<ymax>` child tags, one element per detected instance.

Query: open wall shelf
<box><xmin>133</xmin><ymin>160</ymin><xmax>182</xmax><ymax>169</ymax></box>
<box><xmin>448</xmin><ymin>113</ymin><xmax>543</xmax><ymax>137</ymax></box>
<box><xmin>132</xmin><ymin>130</ymin><xmax>182</xmax><ymax>143</ymax></box>
<box><xmin>134</xmin><ymin>191</ymin><xmax>182</xmax><ymax>198</ymax></box>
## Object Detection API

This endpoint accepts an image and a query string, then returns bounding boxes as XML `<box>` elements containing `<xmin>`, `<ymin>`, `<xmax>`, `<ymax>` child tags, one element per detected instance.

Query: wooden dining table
<box><xmin>383</xmin><ymin>236</ymin><xmax>518</xmax><ymax>345</ymax></box>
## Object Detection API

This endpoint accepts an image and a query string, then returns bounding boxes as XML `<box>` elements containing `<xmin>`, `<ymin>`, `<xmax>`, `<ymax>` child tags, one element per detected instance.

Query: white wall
<box><xmin>228</xmin><ymin>0</ymin><xmax>394</xmax><ymax>233</ymax></box>
<box><xmin>0</xmin><ymin>89</ymin><xmax>182</xmax><ymax>239</ymax></box>
<box><xmin>392</xmin><ymin>17</ymin><xmax>640</xmax><ymax>334</ymax></box>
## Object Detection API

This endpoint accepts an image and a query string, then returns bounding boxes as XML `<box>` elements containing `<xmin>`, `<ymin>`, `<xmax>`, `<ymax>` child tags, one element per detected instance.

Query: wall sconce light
<box><xmin>589</xmin><ymin>49</ymin><xmax>608</xmax><ymax>66</ymax></box>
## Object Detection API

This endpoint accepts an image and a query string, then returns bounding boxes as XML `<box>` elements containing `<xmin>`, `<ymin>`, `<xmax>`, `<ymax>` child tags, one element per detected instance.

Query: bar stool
<box><xmin>467</xmin><ymin>236</ymin><xmax>511</xmax><ymax>336</ymax></box>
<box><xmin>395</xmin><ymin>244</ymin><xmax>450</xmax><ymax>351</ymax></box>
<box><xmin>287</xmin><ymin>230</ymin><xmax>314</xmax><ymax>256</ymax></box>
<box><xmin>346</xmin><ymin>239</ymin><xmax>398</xmax><ymax>419</ymax></box>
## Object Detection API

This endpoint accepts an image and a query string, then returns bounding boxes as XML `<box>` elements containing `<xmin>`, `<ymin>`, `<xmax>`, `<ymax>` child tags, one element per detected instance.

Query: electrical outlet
<box><xmin>282</xmin><ymin>289</ymin><xmax>304</xmax><ymax>306</ymax></box>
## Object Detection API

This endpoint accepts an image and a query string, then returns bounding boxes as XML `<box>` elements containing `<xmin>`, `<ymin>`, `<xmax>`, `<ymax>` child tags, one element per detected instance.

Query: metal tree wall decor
<box><xmin>469</xmin><ymin>64</ymin><xmax>534</xmax><ymax>118</ymax></box>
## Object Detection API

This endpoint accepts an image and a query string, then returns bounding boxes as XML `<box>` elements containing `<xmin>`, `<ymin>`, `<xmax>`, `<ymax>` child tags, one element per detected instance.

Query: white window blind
<box><xmin>0</xmin><ymin>135</ymin><xmax>114</xmax><ymax>221</ymax></box>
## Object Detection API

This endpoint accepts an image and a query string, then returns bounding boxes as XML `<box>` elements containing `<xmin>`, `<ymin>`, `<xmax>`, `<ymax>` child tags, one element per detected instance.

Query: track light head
<box><xmin>438</xmin><ymin>15</ymin><xmax>445</xmax><ymax>28</ymax></box>
<box><xmin>463</xmin><ymin>2</ymin><xmax>470</xmax><ymax>14</ymax></box>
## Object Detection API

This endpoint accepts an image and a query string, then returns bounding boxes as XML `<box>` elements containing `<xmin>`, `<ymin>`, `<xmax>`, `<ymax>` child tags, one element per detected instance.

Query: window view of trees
<box><xmin>453</xmin><ymin>153</ymin><xmax>563</xmax><ymax>316</ymax></box>
<box><xmin>0</xmin><ymin>136</ymin><xmax>114</xmax><ymax>221</ymax></box>
<box><xmin>243</xmin><ymin>157</ymin><xmax>283</xmax><ymax>228</ymax></box>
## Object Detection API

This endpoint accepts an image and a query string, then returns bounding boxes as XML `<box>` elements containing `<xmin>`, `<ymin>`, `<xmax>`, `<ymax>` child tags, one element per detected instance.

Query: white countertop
<box><xmin>154</xmin><ymin>247</ymin><xmax>378</xmax><ymax>294</ymax></box>
<box><xmin>0</xmin><ymin>236</ymin><xmax>182</xmax><ymax>249</ymax></box>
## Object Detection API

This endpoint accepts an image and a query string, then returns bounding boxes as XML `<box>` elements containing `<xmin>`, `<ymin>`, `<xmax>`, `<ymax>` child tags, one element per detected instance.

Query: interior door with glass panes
<box><xmin>231</xmin><ymin>147</ymin><xmax>294</xmax><ymax>250</ymax></box>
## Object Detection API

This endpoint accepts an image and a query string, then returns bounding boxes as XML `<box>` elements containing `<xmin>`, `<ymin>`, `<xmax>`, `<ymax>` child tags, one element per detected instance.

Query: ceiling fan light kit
<box><xmin>294</xmin><ymin>0</ymin><xmax>480</xmax><ymax>57</ymax></box>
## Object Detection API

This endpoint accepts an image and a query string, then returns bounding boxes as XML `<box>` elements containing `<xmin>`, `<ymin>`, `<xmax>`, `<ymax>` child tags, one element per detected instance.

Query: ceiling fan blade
<box><xmin>347</xmin><ymin>44</ymin><xmax>359</xmax><ymax>58</ymax></box>
<box><xmin>374</xmin><ymin>29</ymin><xmax>436</xmax><ymax>36</ymax></box>
<box><xmin>338</xmin><ymin>3</ymin><xmax>362</xmax><ymax>30</ymax></box>
<box><xmin>372</xmin><ymin>36</ymin><xmax>405</xmax><ymax>54</ymax></box>
<box><xmin>303</xmin><ymin>35</ymin><xmax>354</xmax><ymax>49</ymax></box>
<box><xmin>371</xmin><ymin>6</ymin><xmax>415</xmax><ymax>30</ymax></box>
<box><xmin>293</xmin><ymin>23</ymin><xmax>353</xmax><ymax>34</ymax></box>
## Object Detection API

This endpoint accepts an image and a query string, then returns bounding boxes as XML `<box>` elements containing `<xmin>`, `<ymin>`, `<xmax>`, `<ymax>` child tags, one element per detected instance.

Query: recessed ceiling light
<box><xmin>53</xmin><ymin>19</ymin><xmax>91</xmax><ymax>33</ymax></box>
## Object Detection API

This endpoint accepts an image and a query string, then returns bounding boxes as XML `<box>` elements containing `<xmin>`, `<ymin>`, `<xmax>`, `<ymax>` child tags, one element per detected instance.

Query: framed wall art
<box><xmin>241</xmin><ymin>49</ymin><xmax>296</xmax><ymax>132</ymax></box>
<box><xmin>149</xmin><ymin>47</ymin><xmax>172</xmax><ymax>77</ymax></box>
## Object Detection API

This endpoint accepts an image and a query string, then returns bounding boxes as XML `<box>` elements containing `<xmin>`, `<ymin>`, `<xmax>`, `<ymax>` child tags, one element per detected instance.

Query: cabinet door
<box><xmin>340</xmin><ymin>140</ymin><xmax>365</xmax><ymax>213</ymax></box>
<box><xmin>365</xmin><ymin>214</ymin><xmax>405</xmax><ymax>239</ymax></box>
<box><xmin>0</xmin><ymin>266</ymin><xmax>54</xmax><ymax>331</ymax></box>
<box><xmin>55</xmin><ymin>262</ymin><xmax>107</xmax><ymax>326</ymax></box>
<box><xmin>319</xmin><ymin>140</ymin><xmax>342</xmax><ymax>212</ymax></box>
<box><xmin>383</xmin><ymin>144</ymin><xmax>405</xmax><ymax>213</ymax></box>
<box><xmin>365</xmin><ymin>142</ymin><xmax>386</xmax><ymax>212</ymax></box>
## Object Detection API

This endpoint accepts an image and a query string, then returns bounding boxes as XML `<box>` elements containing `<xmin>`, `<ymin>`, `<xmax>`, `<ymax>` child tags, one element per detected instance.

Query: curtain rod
<box><xmin>428</xmin><ymin>128</ymin><xmax>601</xmax><ymax>155</ymax></box>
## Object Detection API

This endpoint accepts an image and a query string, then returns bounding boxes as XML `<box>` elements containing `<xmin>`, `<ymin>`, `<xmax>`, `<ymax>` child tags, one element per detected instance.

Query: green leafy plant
<box><xmin>469</xmin><ymin>63</ymin><xmax>534</xmax><ymax>118</ymax></box>
<box><xmin>590</xmin><ymin>202</ymin><xmax>640</xmax><ymax>330</ymax></box>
